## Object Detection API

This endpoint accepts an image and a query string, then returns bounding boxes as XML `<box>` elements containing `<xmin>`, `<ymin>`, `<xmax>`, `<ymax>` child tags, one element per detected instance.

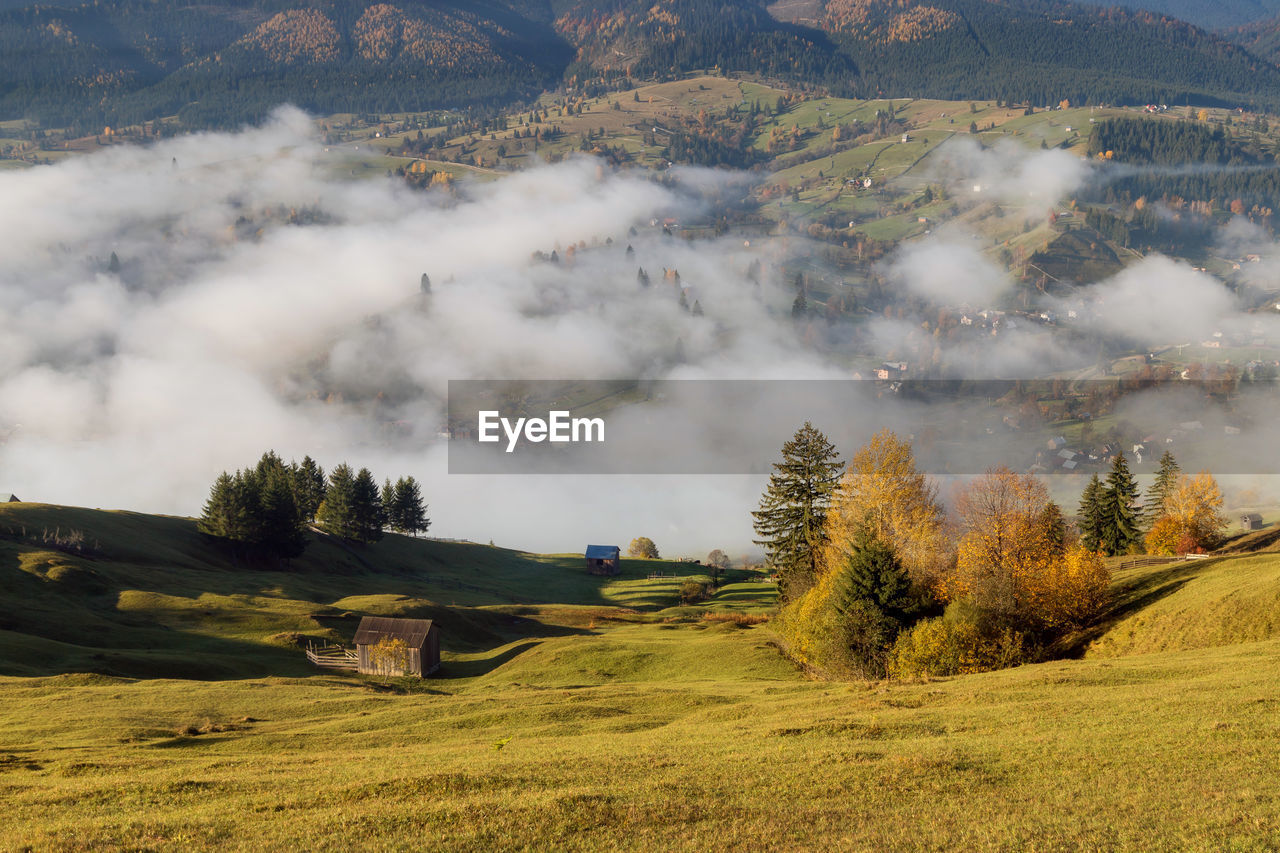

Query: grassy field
<box><xmin>2</xmin><ymin>503</ymin><xmax>1280</xmax><ymax>849</ymax></box>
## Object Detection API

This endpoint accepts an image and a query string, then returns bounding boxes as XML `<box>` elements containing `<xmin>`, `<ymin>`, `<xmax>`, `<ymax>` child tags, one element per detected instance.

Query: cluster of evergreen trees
<box><xmin>1077</xmin><ymin>450</ymin><xmax>1180</xmax><ymax>556</ymax></box>
<box><xmin>199</xmin><ymin>451</ymin><xmax>428</xmax><ymax>560</ymax></box>
<box><xmin>1085</xmin><ymin>117</ymin><xmax>1280</xmax><ymax>213</ymax></box>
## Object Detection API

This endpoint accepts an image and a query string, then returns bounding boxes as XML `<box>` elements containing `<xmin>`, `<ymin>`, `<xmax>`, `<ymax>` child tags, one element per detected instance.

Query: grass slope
<box><xmin>1</xmin><ymin>640</ymin><xmax>1278</xmax><ymax>849</ymax></box>
<box><xmin>4</xmin><ymin>503</ymin><xmax>1280</xmax><ymax>848</ymax></box>
<box><xmin>1085</xmin><ymin>553</ymin><xmax>1280</xmax><ymax>657</ymax></box>
<box><xmin>0</xmin><ymin>502</ymin><xmax>748</xmax><ymax>679</ymax></box>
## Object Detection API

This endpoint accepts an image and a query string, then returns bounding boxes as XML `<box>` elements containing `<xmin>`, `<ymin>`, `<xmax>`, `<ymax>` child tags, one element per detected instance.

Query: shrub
<box><xmin>680</xmin><ymin>581</ymin><xmax>709</xmax><ymax>604</ymax></box>
<box><xmin>702</xmin><ymin>612</ymin><xmax>768</xmax><ymax>626</ymax></box>
<box><xmin>887</xmin><ymin>601</ymin><xmax>1031</xmax><ymax>679</ymax></box>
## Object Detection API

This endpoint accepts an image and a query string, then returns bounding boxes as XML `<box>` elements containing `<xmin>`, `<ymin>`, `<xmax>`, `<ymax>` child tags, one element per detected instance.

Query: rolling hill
<box><xmin>3</xmin><ymin>501</ymin><xmax>1280</xmax><ymax>847</ymax></box>
<box><xmin>0</xmin><ymin>500</ymin><xmax>752</xmax><ymax>679</ymax></box>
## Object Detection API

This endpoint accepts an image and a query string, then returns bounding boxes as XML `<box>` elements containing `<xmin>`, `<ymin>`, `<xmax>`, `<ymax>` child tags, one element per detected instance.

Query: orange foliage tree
<box><xmin>944</xmin><ymin>467</ymin><xmax>1109</xmax><ymax>629</ymax></box>
<box><xmin>1145</xmin><ymin>471</ymin><xmax>1227</xmax><ymax>554</ymax></box>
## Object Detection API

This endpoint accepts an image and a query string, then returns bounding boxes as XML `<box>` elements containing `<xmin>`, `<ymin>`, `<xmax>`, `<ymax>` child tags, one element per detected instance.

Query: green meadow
<box><xmin>2</xmin><ymin>502</ymin><xmax>1280</xmax><ymax>850</ymax></box>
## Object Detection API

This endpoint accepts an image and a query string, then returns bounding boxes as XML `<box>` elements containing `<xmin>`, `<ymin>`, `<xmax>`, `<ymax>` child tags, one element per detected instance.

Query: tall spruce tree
<box><xmin>351</xmin><ymin>467</ymin><xmax>385</xmax><ymax>544</ymax></box>
<box><xmin>292</xmin><ymin>456</ymin><xmax>326</xmax><ymax>523</ymax></box>
<box><xmin>198</xmin><ymin>472</ymin><xmax>238</xmax><ymax>540</ymax></box>
<box><xmin>1099</xmin><ymin>453</ymin><xmax>1141</xmax><ymax>556</ymax></box>
<box><xmin>257</xmin><ymin>461</ymin><xmax>306</xmax><ymax>559</ymax></box>
<box><xmin>1039</xmin><ymin>500</ymin><xmax>1069</xmax><ymax>556</ymax></box>
<box><xmin>752</xmin><ymin>422</ymin><xmax>843</xmax><ymax>600</ymax></box>
<box><xmin>382</xmin><ymin>477</ymin><xmax>397</xmax><ymax>527</ymax></box>
<box><xmin>390</xmin><ymin>476</ymin><xmax>429</xmax><ymax>537</ymax></box>
<box><xmin>1078</xmin><ymin>474</ymin><xmax>1105</xmax><ymax>552</ymax></box>
<box><xmin>316</xmin><ymin>464</ymin><xmax>357</xmax><ymax>540</ymax></box>
<box><xmin>1143</xmin><ymin>450</ymin><xmax>1180</xmax><ymax>528</ymax></box>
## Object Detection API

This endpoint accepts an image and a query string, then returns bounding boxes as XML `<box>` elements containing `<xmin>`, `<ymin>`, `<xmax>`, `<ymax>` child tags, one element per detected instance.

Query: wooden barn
<box><xmin>1241</xmin><ymin>513</ymin><xmax>1265</xmax><ymax>531</ymax></box>
<box><xmin>353</xmin><ymin>616</ymin><xmax>440</xmax><ymax>677</ymax></box>
<box><xmin>585</xmin><ymin>544</ymin><xmax>621</xmax><ymax>575</ymax></box>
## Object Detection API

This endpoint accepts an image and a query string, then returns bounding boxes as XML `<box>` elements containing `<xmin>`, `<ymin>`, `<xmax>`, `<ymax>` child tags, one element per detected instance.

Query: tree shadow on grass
<box><xmin>1056</xmin><ymin>561</ymin><xmax>1208</xmax><ymax>657</ymax></box>
<box><xmin>435</xmin><ymin>640</ymin><xmax>544</xmax><ymax>679</ymax></box>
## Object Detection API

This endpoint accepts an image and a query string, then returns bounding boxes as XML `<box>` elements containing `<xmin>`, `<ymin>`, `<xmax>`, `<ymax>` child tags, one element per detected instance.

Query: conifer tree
<box><xmin>834</xmin><ymin>531</ymin><xmax>915</xmax><ymax>625</ymax></box>
<box><xmin>1143</xmin><ymin>450</ymin><xmax>1180</xmax><ymax>528</ymax></box>
<box><xmin>792</xmin><ymin>291</ymin><xmax>807</xmax><ymax>317</ymax></box>
<box><xmin>317</xmin><ymin>464</ymin><xmax>358</xmax><ymax>540</ymax></box>
<box><xmin>258</xmin><ymin>462</ymin><xmax>306</xmax><ymax>559</ymax></box>
<box><xmin>1099</xmin><ymin>454</ymin><xmax>1141</xmax><ymax>556</ymax></box>
<box><xmin>752</xmin><ymin>422</ymin><xmax>843</xmax><ymax>600</ymax></box>
<box><xmin>1039</xmin><ymin>500</ymin><xmax>1068</xmax><ymax>556</ymax></box>
<box><xmin>292</xmin><ymin>456</ymin><xmax>326</xmax><ymax>523</ymax></box>
<box><xmin>391</xmin><ymin>476</ymin><xmax>429</xmax><ymax>536</ymax></box>
<box><xmin>351</xmin><ymin>467</ymin><xmax>385</xmax><ymax>544</ymax></box>
<box><xmin>199</xmin><ymin>454</ymin><xmax>306</xmax><ymax>560</ymax></box>
<box><xmin>1078</xmin><ymin>474</ymin><xmax>1105</xmax><ymax>552</ymax></box>
<box><xmin>198</xmin><ymin>472</ymin><xmax>238</xmax><ymax>539</ymax></box>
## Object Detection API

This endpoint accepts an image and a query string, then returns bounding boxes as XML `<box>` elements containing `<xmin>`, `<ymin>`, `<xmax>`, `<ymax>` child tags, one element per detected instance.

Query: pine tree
<box><xmin>692</xmin><ymin>300</ymin><xmax>703</xmax><ymax>316</ymax></box>
<box><xmin>752</xmin><ymin>422</ymin><xmax>843</xmax><ymax>600</ymax></box>
<box><xmin>1039</xmin><ymin>501</ymin><xmax>1068</xmax><ymax>556</ymax></box>
<box><xmin>1099</xmin><ymin>454</ymin><xmax>1141</xmax><ymax>556</ymax></box>
<box><xmin>834</xmin><ymin>531</ymin><xmax>915</xmax><ymax>624</ymax></box>
<box><xmin>200</xmin><ymin>457</ymin><xmax>307</xmax><ymax>560</ymax></box>
<box><xmin>351</xmin><ymin>467</ymin><xmax>385</xmax><ymax>544</ymax></box>
<box><xmin>198</xmin><ymin>472</ymin><xmax>237</xmax><ymax>539</ymax></box>
<box><xmin>1078</xmin><ymin>474</ymin><xmax>1105</xmax><ymax>552</ymax></box>
<box><xmin>317</xmin><ymin>463</ymin><xmax>357</xmax><ymax>540</ymax></box>
<box><xmin>292</xmin><ymin>456</ymin><xmax>326</xmax><ymax>523</ymax></box>
<box><xmin>637</xmin><ymin>267</ymin><xmax>650</xmax><ymax>288</ymax></box>
<box><xmin>1143</xmin><ymin>450</ymin><xmax>1180</xmax><ymax>528</ymax></box>
<box><xmin>382</xmin><ymin>478</ymin><xmax>398</xmax><ymax>528</ymax></box>
<box><xmin>792</xmin><ymin>291</ymin><xmax>807</xmax><ymax>317</ymax></box>
<box><xmin>420</xmin><ymin>273</ymin><xmax>431</xmax><ymax>294</ymax></box>
<box><xmin>391</xmin><ymin>476</ymin><xmax>429</xmax><ymax>537</ymax></box>
<box><xmin>258</xmin><ymin>463</ymin><xmax>306</xmax><ymax>559</ymax></box>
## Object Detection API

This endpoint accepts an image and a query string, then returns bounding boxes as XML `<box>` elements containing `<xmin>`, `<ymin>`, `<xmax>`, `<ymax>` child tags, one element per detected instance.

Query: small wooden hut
<box><xmin>1241</xmin><ymin>513</ymin><xmax>1265</xmax><ymax>531</ymax></box>
<box><xmin>353</xmin><ymin>616</ymin><xmax>440</xmax><ymax>677</ymax></box>
<box><xmin>585</xmin><ymin>544</ymin><xmax>621</xmax><ymax>575</ymax></box>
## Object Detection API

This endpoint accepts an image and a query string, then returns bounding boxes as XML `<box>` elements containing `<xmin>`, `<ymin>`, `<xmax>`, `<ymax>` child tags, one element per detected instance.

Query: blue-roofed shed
<box><xmin>585</xmin><ymin>544</ymin><xmax>620</xmax><ymax>575</ymax></box>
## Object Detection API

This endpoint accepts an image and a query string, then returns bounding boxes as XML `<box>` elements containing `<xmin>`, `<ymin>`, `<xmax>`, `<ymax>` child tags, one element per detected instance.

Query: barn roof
<box><xmin>585</xmin><ymin>544</ymin><xmax>620</xmax><ymax>559</ymax></box>
<box><xmin>353</xmin><ymin>616</ymin><xmax>434</xmax><ymax>648</ymax></box>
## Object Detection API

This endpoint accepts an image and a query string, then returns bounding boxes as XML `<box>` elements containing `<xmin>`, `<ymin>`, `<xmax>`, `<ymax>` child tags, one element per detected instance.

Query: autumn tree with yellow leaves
<box><xmin>889</xmin><ymin>467</ymin><xmax>1110</xmax><ymax>679</ymax></box>
<box><xmin>942</xmin><ymin>466</ymin><xmax>1109</xmax><ymax>631</ymax></box>
<box><xmin>1145</xmin><ymin>471</ymin><xmax>1227</xmax><ymax>555</ymax></box>
<box><xmin>821</xmin><ymin>429</ymin><xmax>948</xmax><ymax>587</ymax></box>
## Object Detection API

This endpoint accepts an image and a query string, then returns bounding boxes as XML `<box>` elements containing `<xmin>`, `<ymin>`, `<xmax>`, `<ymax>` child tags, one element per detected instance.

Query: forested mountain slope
<box><xmin>4</xmin><ymin>0</ymin><xmax>1280</xmax><ymax>130</ymax></box>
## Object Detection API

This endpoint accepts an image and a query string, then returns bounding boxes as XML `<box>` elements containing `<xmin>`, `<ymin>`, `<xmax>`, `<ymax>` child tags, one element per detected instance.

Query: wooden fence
<box><xmin>305</xmin><ymin>644</ymin><xmax>358</xmax><ymax>671</ymax></box>
<box><xmin>1118</xmin><ymin>554</ymin><xmax>1213</xmax><ymax>569</ymax></box>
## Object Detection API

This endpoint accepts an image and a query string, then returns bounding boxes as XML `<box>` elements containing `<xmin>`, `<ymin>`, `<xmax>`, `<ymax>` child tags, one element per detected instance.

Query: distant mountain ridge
<box><xmin>0</xmin><ymin>0</ymin><xmax>571</xmax><ymax>129</ymax></box>
<box><xmin>3</xmin><ymin>0</ymin><xmax>1280</xmax><ymax>130</ymax></box>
